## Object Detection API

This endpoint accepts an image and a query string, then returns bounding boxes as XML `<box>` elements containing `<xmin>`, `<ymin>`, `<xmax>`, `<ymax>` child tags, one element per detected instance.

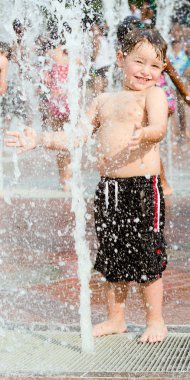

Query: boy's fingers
<box><xmin>4</xmin><ymin>137</ymin><xmax>19</xmax><ymax>143</ymax></box>
<box><xmin>5</xmin><ymin>143</ymin><xmax>21</xmax><ymax>147</ymax></box>
<box><xmin>5</xmin><ymin>131</ymin><xmax>21</xmax><ymax>137</ymax></box>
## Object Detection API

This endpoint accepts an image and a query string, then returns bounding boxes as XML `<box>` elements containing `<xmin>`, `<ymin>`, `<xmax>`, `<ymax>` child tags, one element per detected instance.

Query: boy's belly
<box><xmin>97</xmin><ymin>146</ymin><xmax>161</xmax><ymax>178</ymax></box>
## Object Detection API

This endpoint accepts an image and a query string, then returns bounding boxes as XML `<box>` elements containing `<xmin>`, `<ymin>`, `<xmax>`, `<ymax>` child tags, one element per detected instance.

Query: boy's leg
<box><xmin>139</xmin><ymin>278</ymin><xmax>167</xmax><ymax>343</ymax></box>
<box><xmin>93</xmin><ymin>282</ymin><xmax>128</xmax><ymax>337</ymax></box>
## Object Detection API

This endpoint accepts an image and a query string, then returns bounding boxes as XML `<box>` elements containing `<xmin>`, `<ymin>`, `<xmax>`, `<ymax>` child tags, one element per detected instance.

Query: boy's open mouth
<box><xmin>134</xmin><ymin>76</ymin><xmax>151</xmax><ymax>83</ymax></box>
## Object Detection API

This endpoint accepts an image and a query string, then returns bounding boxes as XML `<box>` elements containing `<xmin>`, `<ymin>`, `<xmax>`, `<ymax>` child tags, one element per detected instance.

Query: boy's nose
<box><xmin>141</xmin><ymin>65</ymin><xmax>151</xmax><ymax>77</ymax></box>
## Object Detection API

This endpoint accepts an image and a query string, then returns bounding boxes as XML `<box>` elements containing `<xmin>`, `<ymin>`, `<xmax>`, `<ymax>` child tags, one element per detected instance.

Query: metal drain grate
<box><xmin>0</xmin><ymin>327</ymin><xmax>189</xmax><ymax>377</ymax></box>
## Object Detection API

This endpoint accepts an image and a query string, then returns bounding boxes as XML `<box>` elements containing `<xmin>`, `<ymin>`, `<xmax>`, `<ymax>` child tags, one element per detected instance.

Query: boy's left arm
<box><xmin>129</xmin><ymin>87</ymin><xmax>168</xmax><ymax>150</ymax></box>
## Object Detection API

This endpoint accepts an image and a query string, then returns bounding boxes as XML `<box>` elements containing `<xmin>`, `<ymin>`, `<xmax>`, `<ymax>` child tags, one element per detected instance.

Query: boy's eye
<box><xmin>136</xmin><ymin>60</ymin><xmax>143</xmax><ymax>64</ymax></box>
<box><xmin>152</xmin><ymin>64</ymin><xmax>160</xmax><ymax>68</ymax></box>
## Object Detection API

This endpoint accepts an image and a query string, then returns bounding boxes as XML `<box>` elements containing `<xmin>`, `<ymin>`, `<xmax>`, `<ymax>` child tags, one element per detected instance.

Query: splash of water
<box><xmin>60</xmin><ymin>2</ymin><xmax>94</xmax><ymax>353</ymax></box>
<box><xmin>0</xmin><ymin>0</ymin><xmax>94</xmax><ymax>352</ymax></box>
<box><xmin>156</xmin><ymin>0</ymin><xmax>177</xmax><ymax>42</ymax></box>
<box><xmin>116</xmin><ymin>0</ymin><xmax>130</xmax><ymax>23</ymax></box>
<box><xmin>101</xmin><ymin>0</ymin><xmax>130</xmax><ymax>90</ymax></box>
<box><xmin>102</xmin><ymin>0</ymin><xmax>117</xmax><ymax>90</ymax></box>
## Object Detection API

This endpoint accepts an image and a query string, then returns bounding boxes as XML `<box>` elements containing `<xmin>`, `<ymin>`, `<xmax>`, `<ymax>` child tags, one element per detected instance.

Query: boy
<box><xmin>5</xmin><ymin>28</ymin><xmax>168</xmax><ymax>343</ymax></box>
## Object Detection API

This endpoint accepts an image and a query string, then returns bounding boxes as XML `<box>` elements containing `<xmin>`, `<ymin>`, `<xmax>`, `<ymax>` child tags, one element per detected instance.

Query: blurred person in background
<box><xmin>41</xmin><ymin>30</ymin><xmax>71</xmax><ymax>190</ymax></box>
<box><xmin>90</xmin><ymin>20</ymin><xmax>114</xmax><ymax>95</ymax></box>
<box><xmin>183</xmin><ymin>39</ymin><xmax>190</xmax><ymax>138</ymax></box>
<box><xmin>169</xmin><ymin>36</ymin><xmax>190</xmax><ymax>139</ymax></box>
<box><xmin>141</xmin><ymin>1</ymin><xmax>154</xmax><ymax>26</ymax></box>
<box><xmin>129</xmin><ymin>3</ymin><xmax>141</xmax><ymax>19</ymax></box>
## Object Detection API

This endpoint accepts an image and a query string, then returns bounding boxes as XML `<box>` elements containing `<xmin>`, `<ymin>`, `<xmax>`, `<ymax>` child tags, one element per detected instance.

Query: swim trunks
<box><xmin>94</xmin><ymin>175</ymin><xmax>167</xmax><ymax>283</ymax></box>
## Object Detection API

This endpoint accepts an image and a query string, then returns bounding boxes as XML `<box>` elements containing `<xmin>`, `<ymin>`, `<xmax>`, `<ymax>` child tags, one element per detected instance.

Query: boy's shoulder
<box><xmin>145</xmin><ymin>86</ymin><xmax>168</xmax><ymax>114</ymax></box>
<box><xmin>145</xmin><ymin>85</ymin><xmax>167</xmax><ymax>103</ymax></box>
<box><xmin>146</xmin><ymin>85</ymin><xmax>167</xmax><ymax>97</ymax></box>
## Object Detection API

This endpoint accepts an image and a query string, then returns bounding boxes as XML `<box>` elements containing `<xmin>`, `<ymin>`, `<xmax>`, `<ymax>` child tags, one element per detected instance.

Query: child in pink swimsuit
<box><xmin>48</xmin><ymin>63</ymin><xmax>70</xmax><ymax>121</ymax></box>
<box><xmin>41</xmin><ymin>43</ymin><xmax>71</xmax><ymax>189</ymax></box>
<box><xmin>157</xmin><ymin>73</ymin><xmax>176</xmax><ymax>115</ymax></box>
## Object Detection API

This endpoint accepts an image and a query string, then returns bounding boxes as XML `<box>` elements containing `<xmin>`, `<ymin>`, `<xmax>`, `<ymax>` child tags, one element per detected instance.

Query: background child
<box><xmin>5</xmin><ymin>28</ymin><xmax>169</xmax><ymax>343</ymax></box>
<box><xmin>43</xmin><ymin>38</ymin><xmax>70</xmax><ymax>189</ymax></box>
<box><xmin>90</xmin><ymin>21</ymin><xmax>113</xmax><ymax>95</ymax></box>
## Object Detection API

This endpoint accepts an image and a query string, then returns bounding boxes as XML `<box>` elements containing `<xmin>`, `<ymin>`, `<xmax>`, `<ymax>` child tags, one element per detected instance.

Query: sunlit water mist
<box><xmin>0</xmin><ymin>0</ymin><xmax>94</xmax><ymax>352</ymax></box>
<box><xmin>0</xmin><ymin>0</ymin><xmax>44</xmax><ymax>195</ymax></box>
<box><xmin>156</xmin><ymin>0</ymin><xmax>177</xmax><ymax>187</ymax></box>
<box><xmin>156</xmin><ymin>0</ymin><xmax>176</xmax><ymax>42</ymax></box>
<box><xmin>102</xmin><ymin>0</ymin><xmax>130</xmax><ymax>90</ymax></box>
<box><xmin>50</xmin><ymin>0</ymin><xmax>94</xmax><ymax>353</ymax></box>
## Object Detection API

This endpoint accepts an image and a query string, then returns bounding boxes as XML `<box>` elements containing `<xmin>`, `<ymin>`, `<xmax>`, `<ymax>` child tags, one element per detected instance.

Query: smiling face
<box><xmin>117</xmin><ymin>40</ymin><xmax>166</xmax><ymax>91</ymax></box>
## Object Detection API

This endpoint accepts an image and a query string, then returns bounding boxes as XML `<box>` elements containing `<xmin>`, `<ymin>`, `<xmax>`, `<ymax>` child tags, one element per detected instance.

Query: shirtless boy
<box><xmin>5</xmin><ymin>28</ymin><xmax>168</xmax><ymax>343</ymax></box>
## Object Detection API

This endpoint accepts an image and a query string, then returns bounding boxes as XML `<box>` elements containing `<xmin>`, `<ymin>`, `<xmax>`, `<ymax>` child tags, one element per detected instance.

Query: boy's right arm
<box><xmin>4</xmin><ymin>97</ymin><xmax>100</xmax><ymax>153</ymax></box>
<box><xmin>5</xmin><ymin>128</ymin><xmax>68</xmax><ymax>154</ymax></box>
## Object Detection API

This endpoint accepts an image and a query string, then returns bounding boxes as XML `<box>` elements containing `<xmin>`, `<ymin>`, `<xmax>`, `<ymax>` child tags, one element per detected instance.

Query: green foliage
<box><xmin>128</xmin><ymin>0</ymin><xmax>156</xmax><ymax>10</ymax></box>
<box><xmin>91</xmin><ymin>0</ymin><xmax>103</xmax><ymax>12</ymax></box>
<box><xmin>128</xmin><ymin>0</ymin><xmax>143</xmax><ymax>6</ymax></box>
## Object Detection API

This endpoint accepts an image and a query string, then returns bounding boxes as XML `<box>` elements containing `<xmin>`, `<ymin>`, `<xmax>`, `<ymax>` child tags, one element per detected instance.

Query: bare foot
<box><xmin>139</xmin><ymin>321</ymin><xmax>168</xmax><ymax>343</ymax></box>
<box><xmin>163</xmin><ymin>186</ymin><xmax>173</xmax><ymax>196</ymax></box>
<box><xmin>93</xmin><ymin>319</ymin><xmax>127</xmax><ymax>337</ymax></box>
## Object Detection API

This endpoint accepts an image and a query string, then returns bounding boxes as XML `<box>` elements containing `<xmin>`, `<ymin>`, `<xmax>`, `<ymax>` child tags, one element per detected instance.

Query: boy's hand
<box><xmin>4</xmin><ymin>127</ymin><xmax>37</xmax><ymax>154</ymax></box>
<box><xmin>128</xmin><ymin>124</ymin><xmax>144</xmax><ymax>151</ymax></box>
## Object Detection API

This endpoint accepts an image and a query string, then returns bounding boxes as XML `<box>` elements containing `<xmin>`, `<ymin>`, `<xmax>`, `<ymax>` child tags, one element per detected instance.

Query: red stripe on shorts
<box><xmin>152</xmin><ymin>175</ymin><xmax>160</xmax><ymax>232</ymax></box>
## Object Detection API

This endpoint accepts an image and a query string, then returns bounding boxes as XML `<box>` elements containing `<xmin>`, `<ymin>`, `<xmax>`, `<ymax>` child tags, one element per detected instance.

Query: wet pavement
<box><xmin>0</xmin><ymin>137</ymin><xmax>190</xmax><ymax>379</ymax></box>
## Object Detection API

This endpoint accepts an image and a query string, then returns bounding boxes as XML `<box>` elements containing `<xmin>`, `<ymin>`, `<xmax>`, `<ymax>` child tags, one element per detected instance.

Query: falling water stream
<box><xmin>156</xmin><ymin>0</ymin><xmax>177</xmax><ymax>187</ymax></box>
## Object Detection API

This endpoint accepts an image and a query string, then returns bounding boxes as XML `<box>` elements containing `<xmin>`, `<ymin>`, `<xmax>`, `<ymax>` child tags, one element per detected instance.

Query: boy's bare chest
<box><xmin>100</xmin><ymin>96</ymin><xmax>145</xmax><ymax>124</ymax></box>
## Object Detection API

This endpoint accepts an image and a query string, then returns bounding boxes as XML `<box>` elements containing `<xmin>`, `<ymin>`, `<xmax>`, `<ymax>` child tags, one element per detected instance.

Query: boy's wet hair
<box><xmin>117</xmin><ymin>16</ymin><xmax>144</xmax><ymax>46</ymax></box>
<box><xmin>121</xmin><ymin>28</ymin><xmax>167</xmax><ymax>61</ymax></box>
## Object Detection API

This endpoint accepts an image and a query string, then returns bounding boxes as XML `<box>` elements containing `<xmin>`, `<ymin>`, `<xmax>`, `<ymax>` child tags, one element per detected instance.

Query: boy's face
<box><xmin>117</xmin><ymin>41</ymin><xmax>166</xmax><ymax>91</ymax></box>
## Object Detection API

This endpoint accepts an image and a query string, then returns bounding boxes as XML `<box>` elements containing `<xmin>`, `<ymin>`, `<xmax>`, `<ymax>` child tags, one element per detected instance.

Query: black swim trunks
<box><xmin>94</xmin><ymin>176</ymin><xmax>167</xmax><ymax>283</ymax></box>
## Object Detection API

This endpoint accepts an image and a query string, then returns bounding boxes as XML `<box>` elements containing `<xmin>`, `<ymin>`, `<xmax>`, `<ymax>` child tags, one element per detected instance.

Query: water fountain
<box><xmin>0</xmin><ymin>0</ymin><xmax>190</xmax><ymax>376</ymax></box>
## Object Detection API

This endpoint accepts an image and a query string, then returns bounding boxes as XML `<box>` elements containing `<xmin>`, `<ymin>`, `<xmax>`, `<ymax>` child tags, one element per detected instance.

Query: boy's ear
<box><xmin>117</xmin><ymin>50</ymin><xmax>124</xmax><ymax>67</ymax></box>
